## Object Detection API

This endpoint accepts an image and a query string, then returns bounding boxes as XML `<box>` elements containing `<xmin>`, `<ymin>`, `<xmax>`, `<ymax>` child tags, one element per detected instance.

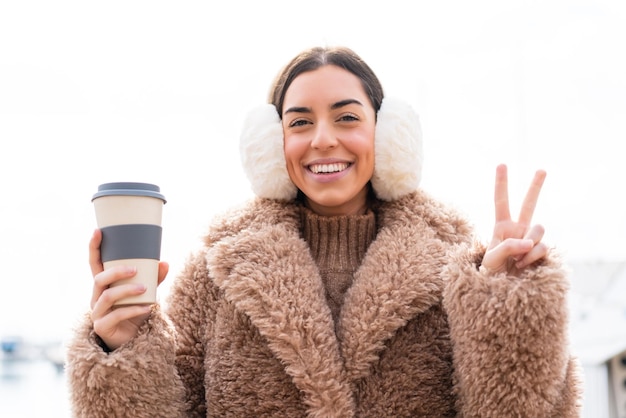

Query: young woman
<box><xmin>67</xmin><ymin>46</ymin><xmax>582</xmax><ymax>417</ymax></box>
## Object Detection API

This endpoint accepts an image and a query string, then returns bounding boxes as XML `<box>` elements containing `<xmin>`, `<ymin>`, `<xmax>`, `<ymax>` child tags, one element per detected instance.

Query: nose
<box><xmin>310</xmin><ymin>121</ymin><xmax>338</xmax><ymax>150</ymax></box>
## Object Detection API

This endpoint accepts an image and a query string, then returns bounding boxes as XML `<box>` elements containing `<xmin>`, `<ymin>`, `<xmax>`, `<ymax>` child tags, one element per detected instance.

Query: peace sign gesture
<box><xmin>481</xmin><ymin>164</ymin><xmax>549</xmax><ymax>275</ymax></box>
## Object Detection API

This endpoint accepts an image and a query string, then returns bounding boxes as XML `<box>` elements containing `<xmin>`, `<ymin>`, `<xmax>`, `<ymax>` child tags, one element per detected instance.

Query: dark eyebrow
<box><xmin>284</xmin><ymin>106</ymin><xmax>310</xmax><ymax>115</ymax></box>
<box><xmin>331</xmin><ymin>98</ymin><xmax>363</xmax><ymax>110</ymax></box>
<box><xmin>284</xmin><ymin>99</ymin><xmax>363</xmax><ymax>116</ymax></box>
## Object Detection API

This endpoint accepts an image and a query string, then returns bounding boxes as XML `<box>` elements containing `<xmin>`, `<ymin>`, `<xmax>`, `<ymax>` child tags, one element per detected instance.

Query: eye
<box><xmin>337</xmin><ymin>113</ymin><xmax>359</xmax><ymax>122</ymax></box>
<box><xmin>288</xmin><ymin>118</ymin><xmax>310</xmax><ymax>128</ymax></box>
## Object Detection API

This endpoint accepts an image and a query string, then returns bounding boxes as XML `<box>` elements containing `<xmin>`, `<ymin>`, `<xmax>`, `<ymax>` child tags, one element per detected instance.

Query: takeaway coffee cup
<box><xmin>92</xmin><ymin>182</ymin><xmax>166</xmax><ymax>306</ymax></box>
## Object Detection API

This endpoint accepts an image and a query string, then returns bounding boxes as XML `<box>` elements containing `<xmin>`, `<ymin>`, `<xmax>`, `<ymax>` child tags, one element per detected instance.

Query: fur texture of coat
<box><xmin>66</xmin><ymin>191</ymin><xmax>582</xmax><ymax>417</ymax></box>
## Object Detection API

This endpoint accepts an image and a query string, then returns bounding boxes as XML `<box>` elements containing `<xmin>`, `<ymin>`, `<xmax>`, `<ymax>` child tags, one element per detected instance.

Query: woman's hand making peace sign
<box><xmin>481</xmin><ymin>164</ymin><xmax>549</xmax><ymax>276</ymax></box>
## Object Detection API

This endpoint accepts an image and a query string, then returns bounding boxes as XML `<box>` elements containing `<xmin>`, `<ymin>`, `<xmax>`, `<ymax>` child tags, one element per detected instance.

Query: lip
<box><xmin>304</xmin><ymin>158</ymin><xmax>354</xmax><ymax>183</ymax></box>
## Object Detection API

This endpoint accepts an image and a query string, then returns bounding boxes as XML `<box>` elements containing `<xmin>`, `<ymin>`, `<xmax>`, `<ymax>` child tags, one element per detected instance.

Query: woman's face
<box><xmin>281</xmin><ymin>65</ymin><xmax>376</xmax><ymax>216</ymax></box>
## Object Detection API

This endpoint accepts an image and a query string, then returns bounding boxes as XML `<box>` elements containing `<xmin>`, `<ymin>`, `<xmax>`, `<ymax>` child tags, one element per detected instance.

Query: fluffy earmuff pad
<box><xmin>371</xmin><ymin>98</ymin><xmax>423</xmax><ymax>201</ymax></box>
<box><xmin>239</xmin><ymin>104</ymin><xmax>298</xmax><ymax>201</ymax></box>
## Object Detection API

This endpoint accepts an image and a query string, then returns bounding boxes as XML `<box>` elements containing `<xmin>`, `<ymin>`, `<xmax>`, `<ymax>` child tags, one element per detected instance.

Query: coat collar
<box><xmin>206</xmin><ymin>192</ymin><xmax>470</xmax><ymax>416</ymax></box>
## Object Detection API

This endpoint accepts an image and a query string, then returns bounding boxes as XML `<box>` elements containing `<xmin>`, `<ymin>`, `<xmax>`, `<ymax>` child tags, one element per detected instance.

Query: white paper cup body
<box><xmin>92</xmin><ymin>183</ymin><xmax>165</xmax><ymax>306</ymax></box>
<box><xmin>94</xmin><ymin>195</ymin><xmax>163</xmax><ymax>227</ymax></box>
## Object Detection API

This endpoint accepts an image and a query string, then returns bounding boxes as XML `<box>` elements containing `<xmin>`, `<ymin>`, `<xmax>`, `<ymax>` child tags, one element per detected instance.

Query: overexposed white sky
<box><xmin>1</xmin><ymin>0</ymin><xmax>625</xmax><ymax>340</ymax></box>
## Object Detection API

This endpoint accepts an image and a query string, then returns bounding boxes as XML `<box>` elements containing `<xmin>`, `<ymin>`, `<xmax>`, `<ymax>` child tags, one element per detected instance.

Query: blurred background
<box><xmin>1</xmin><ymin>1</ymin><xmax>625</xmax><ymax>416</ymax></box>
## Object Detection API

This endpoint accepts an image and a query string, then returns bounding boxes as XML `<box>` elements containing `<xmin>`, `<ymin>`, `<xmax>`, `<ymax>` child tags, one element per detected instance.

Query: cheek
<box><xmin>283</xmin><ymin>136</ymin><xmax>304</xmax><ymax>166</ymax></box>
<box><xmin>346</xmin><ymin>130</ymin><xmax>375</xmax><ymax>159</ymax></box>
<box><xmin>355</xmin><ymin>132</ymin><xmax>376</xmax><ymax>174</ymax></box>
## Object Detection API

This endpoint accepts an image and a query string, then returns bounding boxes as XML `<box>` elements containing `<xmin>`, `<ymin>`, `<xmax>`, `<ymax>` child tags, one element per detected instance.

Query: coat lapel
<box><xmin>338</xmin><ymin>196</ymin><xmax>450</xmax><ymax>382</ymax></box>
<box><xmin>207</xmin><ymin>204</ymin><xmax>356</xmax><ymax>416</ymax></box>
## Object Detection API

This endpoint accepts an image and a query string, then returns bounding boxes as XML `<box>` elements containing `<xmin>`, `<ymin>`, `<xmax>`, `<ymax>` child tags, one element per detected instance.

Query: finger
<box><xmin>524</xmin><ymin>224</ymin><xmax>545</xmax><ymax>244</ymax></box>
<box><xmin>512</xmin><ymin>224</ymin><xmax>545</xmax><ymax>261</ymax></box>
<box><xmin>90</xmin><ymin>265</ymin><xmax>137</xmax><ymax>309</ymax></box>
<box><xmin>92</xmin><ymin>304</ymin><xmax>151</xmax><ymax>338</ymax></box>
<box><xmin>494</xmin><ymin>164</ymin><xmax>511</xmax><ymax>222</ymax></box>
<box><xmin>518</xmin><ymin>169</ymin><xmax>546</xmax><ymax>226</ymax></box>
<box><xmin>157</xmin><ymin>261</ymin><xmax>169</xmax><ymax>286</ymax></box>
<box><xmin>89</xmin><ymin>229</ymin><xmax>104</xmax><ymax>277</ymax></box>
<box><xmin>515</xmin><ymin>242</ymin><xmax>548</xmax><ymax>269</ymax></box>
<box><xmin>481</xmin><ymin>237</ymin><xmax>534</xmax><ymax>271</ymax></box>
<box><xmin>91</xmin><ymin>280</ymin><xmax>145</xmax><ymax>316</ymax></box>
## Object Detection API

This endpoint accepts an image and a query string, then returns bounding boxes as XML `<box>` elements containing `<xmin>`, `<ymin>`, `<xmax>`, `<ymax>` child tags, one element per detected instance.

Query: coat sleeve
<box><xmin>65</xmin><ymin>249</ymin><xmax>214</xmax><ymax>418</ymax></box>
<box><xmin>65</xmin><ymin>306</ymin><xmax>187</xmax><ymax>418</ymax></box>
<box><xmin>164</xmin><ymin>249</ymin><xmax>218</xmax><ymax>417</ymax></box>
<box><xmin>442</xmin><ymin>242</ymin><xmax>583</xmax><ymax>418</ymax></box>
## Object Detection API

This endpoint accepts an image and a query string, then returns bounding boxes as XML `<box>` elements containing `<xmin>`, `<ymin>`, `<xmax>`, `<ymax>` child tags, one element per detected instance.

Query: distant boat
<box><xmin>0</xmin><ymin>335</ymin><xmax>31</xmax><ymax>360</ymax></box>
<box><xmin>1</xmin><ymin>336</ymin><xmax>22</xmax><ymax>354</ymax></box>
<box><xmin>1</xmin><ymin>335</ymin><xmax>65</xmax><ymax>370</ymax></box>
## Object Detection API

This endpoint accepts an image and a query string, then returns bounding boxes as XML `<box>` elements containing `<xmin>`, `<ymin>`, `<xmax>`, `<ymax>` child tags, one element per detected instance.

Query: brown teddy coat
<box><xmin>66</xmin><ymin>191</ymin><xmax>582</xmax><ymax>417</ymax></box>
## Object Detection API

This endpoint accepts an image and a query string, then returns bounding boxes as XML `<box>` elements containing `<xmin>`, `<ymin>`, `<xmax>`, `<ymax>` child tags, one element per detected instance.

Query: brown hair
<box><xmin>268</xmin><ymin>46</ymin><xmax>384</xmax><ymax>118</ymax></box>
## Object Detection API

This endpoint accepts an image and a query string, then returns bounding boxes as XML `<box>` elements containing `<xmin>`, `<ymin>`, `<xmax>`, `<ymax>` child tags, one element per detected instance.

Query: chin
<box><xmin>304</xmin><ymin>191</ymin><xmax>366</xmax><ymax>216</ymax></box>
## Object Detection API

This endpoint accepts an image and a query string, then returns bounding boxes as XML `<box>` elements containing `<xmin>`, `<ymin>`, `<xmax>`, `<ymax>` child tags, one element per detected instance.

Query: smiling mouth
<box><xmin>308</xmin><ymin>162</ymin><xmax>351</xmax><ymax>174</ymax></box>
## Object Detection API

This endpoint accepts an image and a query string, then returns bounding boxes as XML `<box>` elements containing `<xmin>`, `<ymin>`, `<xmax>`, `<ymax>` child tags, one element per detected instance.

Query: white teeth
<box><xmin>309</xmin><ymin>163</ymin><xmax>349</xmax><ymax>174</ymax></box>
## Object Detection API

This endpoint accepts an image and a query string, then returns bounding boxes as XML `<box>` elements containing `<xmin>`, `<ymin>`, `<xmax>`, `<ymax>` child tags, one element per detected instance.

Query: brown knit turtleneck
<box><xmin>300</xmin><ymin>206</ymin><xmax>377</xmax><ymax>324</ymax></box>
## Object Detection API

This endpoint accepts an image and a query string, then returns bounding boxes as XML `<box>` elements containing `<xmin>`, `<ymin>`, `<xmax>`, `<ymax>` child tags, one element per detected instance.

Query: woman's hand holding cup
<box><xmin>89</xmin><ymin>229</ymin><xmax>169</xmax><ymax>351</ymax></box>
